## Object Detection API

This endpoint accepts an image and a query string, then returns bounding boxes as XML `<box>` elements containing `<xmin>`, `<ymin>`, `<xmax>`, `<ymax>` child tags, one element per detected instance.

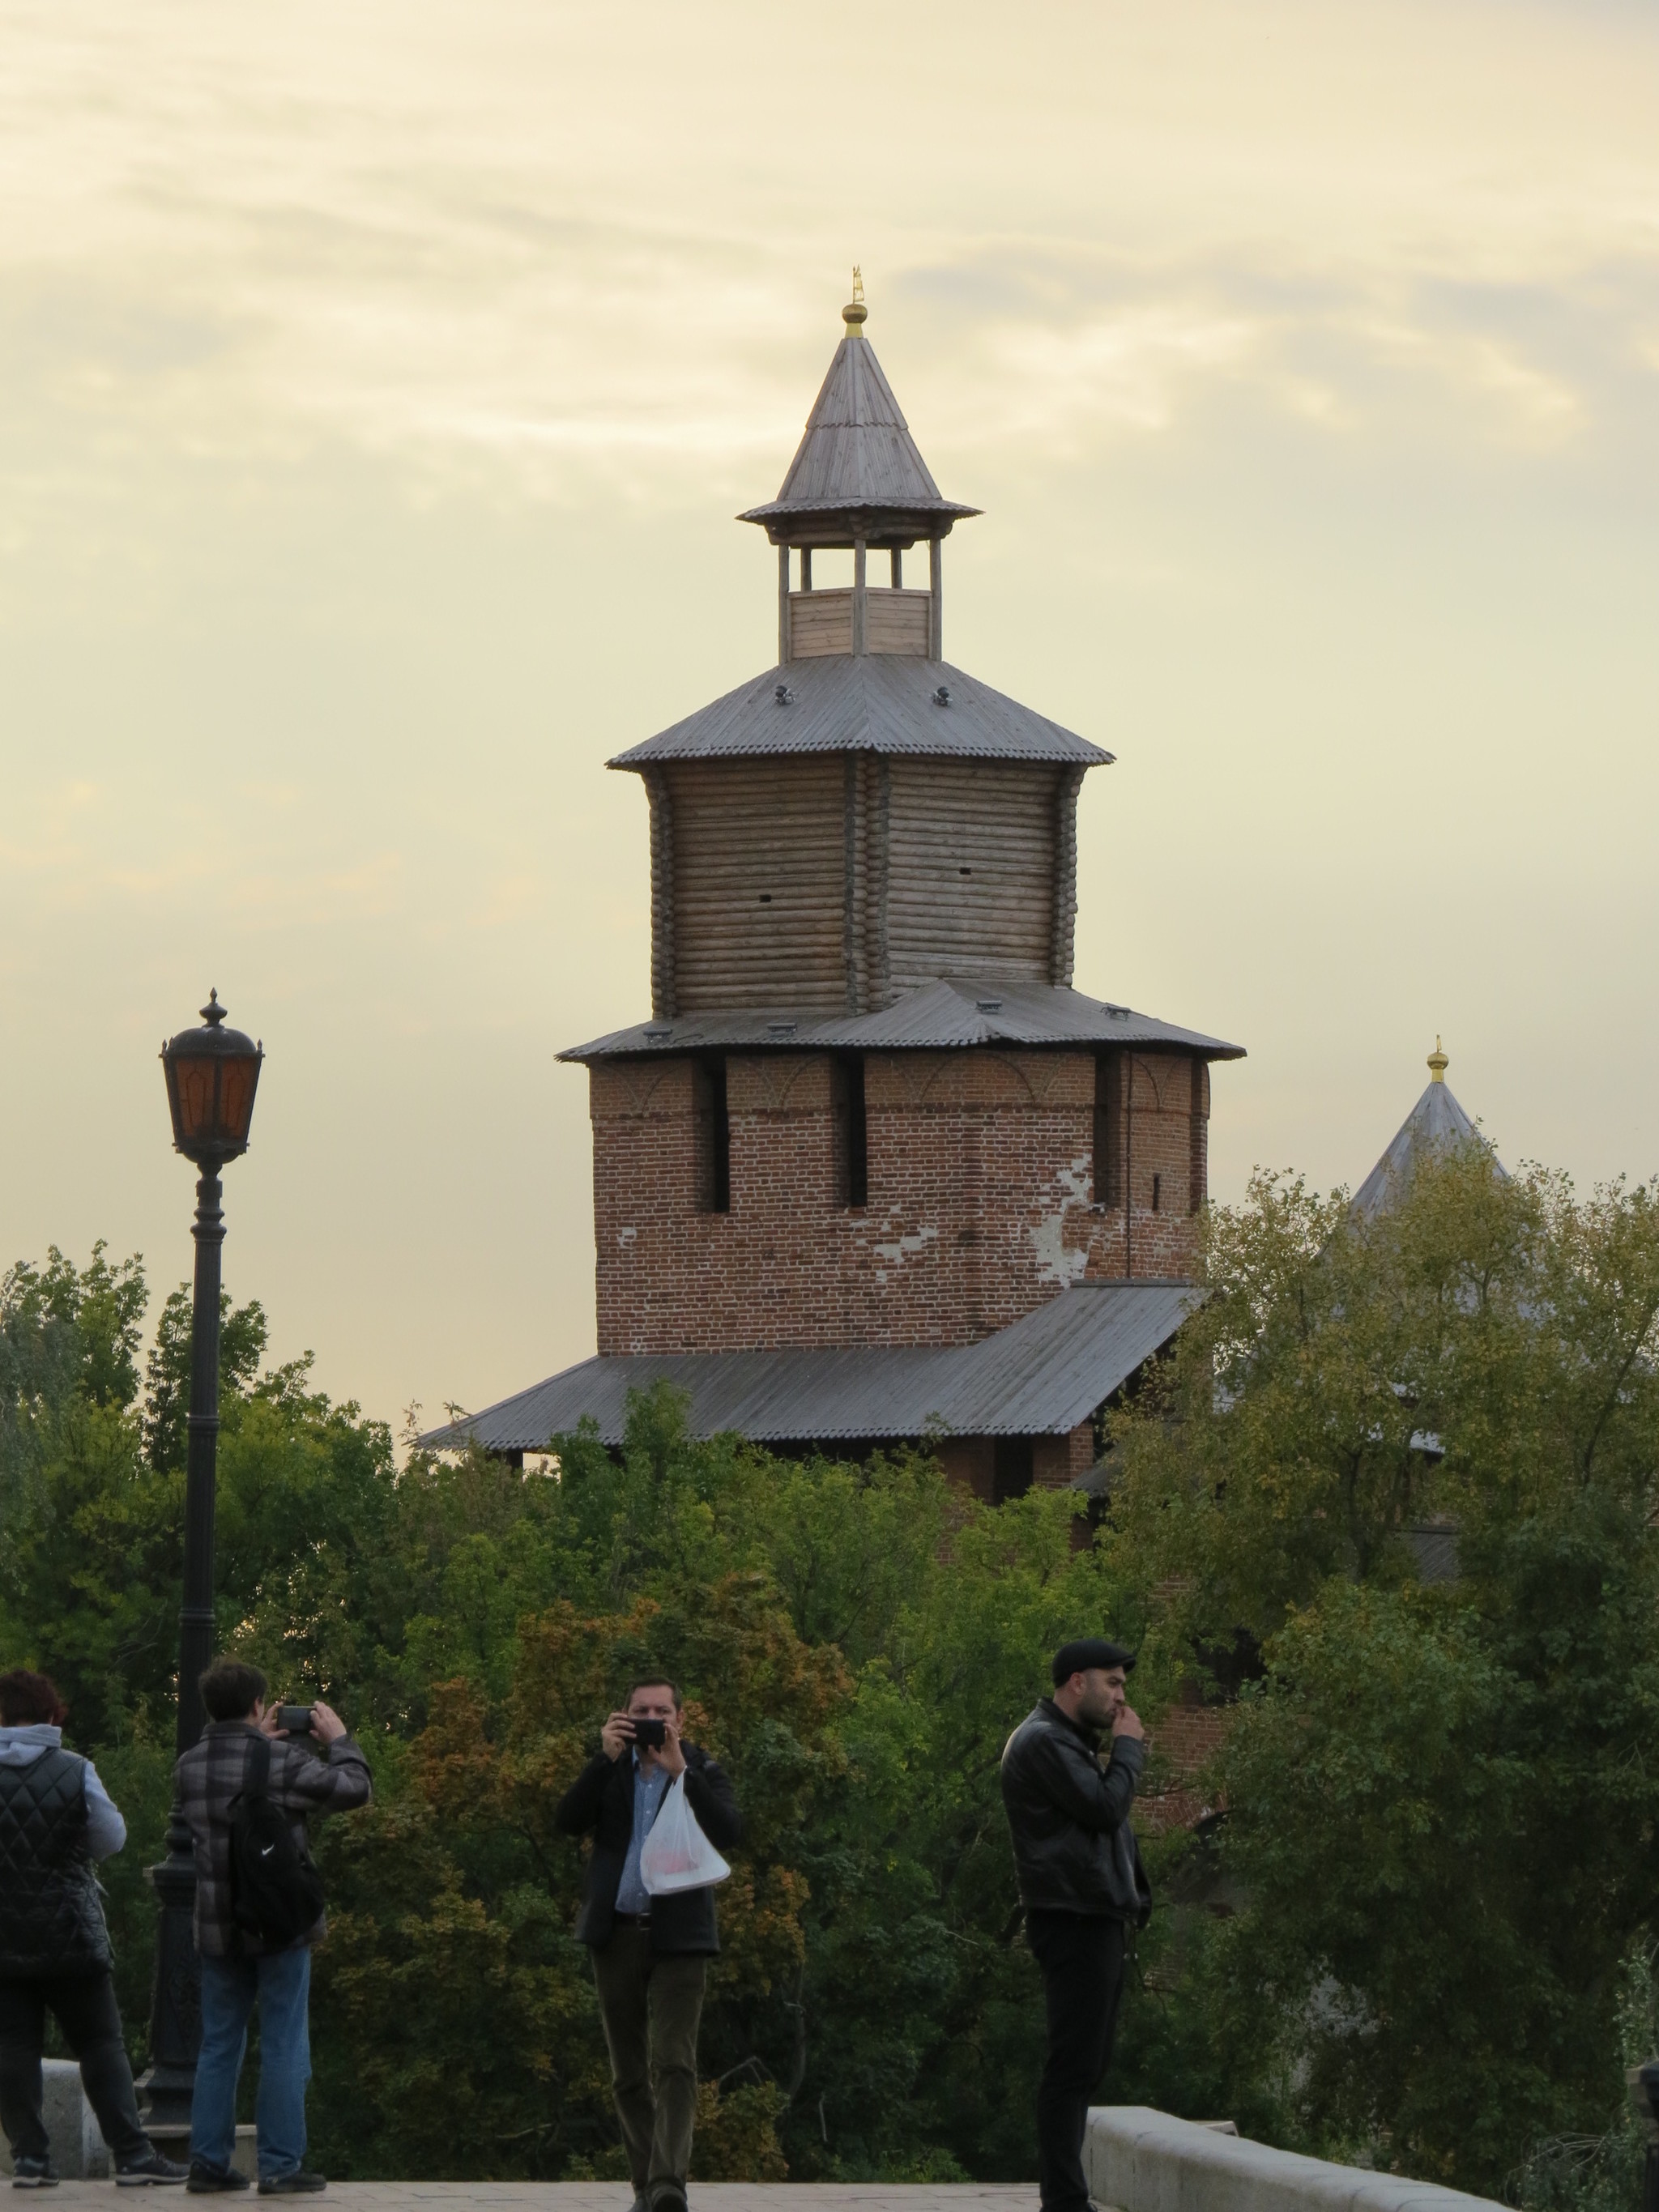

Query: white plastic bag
<box><xmin>639</xmin><ymin>1773</ymin><xmax>731</xmax><ymax>1895</ymax></box>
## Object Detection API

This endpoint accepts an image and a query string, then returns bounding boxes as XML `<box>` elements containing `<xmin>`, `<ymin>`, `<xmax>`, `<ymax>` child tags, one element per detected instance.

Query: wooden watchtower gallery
<box><xmin>430</xmin><ymin>279</ymin><xmax>1244</xmax><ymax>1499</ymax></box>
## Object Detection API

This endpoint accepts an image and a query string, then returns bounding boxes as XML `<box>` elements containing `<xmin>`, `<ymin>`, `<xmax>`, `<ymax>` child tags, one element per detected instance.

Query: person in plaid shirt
<box><xmin>176</xmin><ymin>1660</ymin><xmax>371</xmax><ymax>2197</ymax></box>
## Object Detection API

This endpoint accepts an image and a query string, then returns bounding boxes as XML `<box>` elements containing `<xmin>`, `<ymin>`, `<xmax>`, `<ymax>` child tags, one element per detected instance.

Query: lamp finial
<box><xmin>202</xmin><ymin>989</ymin><xmax>226</xmax><ymax>1028</ymax></box>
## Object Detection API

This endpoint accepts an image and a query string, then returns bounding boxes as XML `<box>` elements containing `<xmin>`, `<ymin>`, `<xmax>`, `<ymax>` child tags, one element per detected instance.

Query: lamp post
<box><xmin>137</xmin><ymin>991</ymin><xmax>263</xmax><ymax>2132</ymax></box>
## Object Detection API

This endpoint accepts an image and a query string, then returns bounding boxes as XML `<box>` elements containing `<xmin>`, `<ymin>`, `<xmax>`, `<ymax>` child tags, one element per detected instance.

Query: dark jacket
<box><xmin>176</xmin><ymin>1721</ymin><xmax>373</xmax><ymax>1958</ymax></box>
<box><xmin>0</xmin><ymin>1747</ymin><xmax>111</xmax><ymax>1975</ymax></box>
<box><xmin>555</xmin><ymin>1742</ymin><xmax>741</xmax><ymax>1956</ymax></box>
<box><xmin>1000</xmin><ymin>1698</ymin><xmax>1151</xmax><ymax>1924</ymax></box>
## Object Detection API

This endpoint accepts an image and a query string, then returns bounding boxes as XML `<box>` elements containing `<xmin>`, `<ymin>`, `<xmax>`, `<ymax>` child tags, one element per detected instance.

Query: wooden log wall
<box><xmin>643</xmin><ymin>767</ymin><xmax>676</xmax><ymax>1017</ymax></box>
<box><xmin>786</xmin><ymin>588</ymin><xmax>932</xmax><ymax>659</ymax></box>
<box><xmin>651</xmin><ymin>753</ymin><xmax>1079</xmax><ymax>1012</ymax></box>
<box><xmin>1051</xmin><ymin>765</ymin><xmax>1085</xmax><ymax>986</ymax></box>
<box><xmin>666</xmin><ymin>757</ymin><xmax>848</xmax><ymax>1010</ymax></box>
<box><xmin>885</xmin><ymin>759</ymin><xmax>1059</xmax><ymax>990</ymax></box>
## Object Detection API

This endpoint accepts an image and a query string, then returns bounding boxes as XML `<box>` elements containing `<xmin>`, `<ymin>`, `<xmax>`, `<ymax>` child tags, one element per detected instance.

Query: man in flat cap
<box><xmin>1000</xmin><ymin>1639</ymin><xmax>1151</xmax><ymax>2212</ymax></box>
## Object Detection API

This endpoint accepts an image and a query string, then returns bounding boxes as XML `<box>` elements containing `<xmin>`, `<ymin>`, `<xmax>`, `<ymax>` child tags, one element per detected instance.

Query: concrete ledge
<box><xmin>1085</xmin><ymin>2107</ymin><xmax>1504</xmax><ymax>2212</ymax></box>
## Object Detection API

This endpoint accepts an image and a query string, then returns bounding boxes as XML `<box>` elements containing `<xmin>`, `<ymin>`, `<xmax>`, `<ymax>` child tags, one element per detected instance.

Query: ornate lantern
<box><xmin>160</xmin><ymin>991</ymin><xmax>263</xmax><ymax>1166</ymax></box>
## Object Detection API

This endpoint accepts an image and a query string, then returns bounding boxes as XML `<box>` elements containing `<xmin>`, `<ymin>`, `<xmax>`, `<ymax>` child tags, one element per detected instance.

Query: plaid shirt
<box><xmin>176</xmin><ymin>1720</ymin><xmax>372</xmax><ymax>1958</ymax></box>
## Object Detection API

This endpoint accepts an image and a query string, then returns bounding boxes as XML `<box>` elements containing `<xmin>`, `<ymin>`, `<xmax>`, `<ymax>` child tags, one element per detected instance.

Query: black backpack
<box><xmin>228</xmin><ymin>1737</ymin><xmax>326</xmax><ymax>1950</ymax></box>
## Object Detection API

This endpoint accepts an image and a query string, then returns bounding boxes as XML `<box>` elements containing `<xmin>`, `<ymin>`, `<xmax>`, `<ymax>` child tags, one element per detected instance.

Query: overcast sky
<box><xmin>3</xmin><ymin>0</ymin><xmax>1657</xmax><ymax>1430</ymax></box>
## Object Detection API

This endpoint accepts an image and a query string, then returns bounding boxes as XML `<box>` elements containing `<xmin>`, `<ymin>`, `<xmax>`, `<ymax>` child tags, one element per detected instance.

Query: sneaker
<box><xmin>10</xmin><ymin>2158</ymin><xmax>57</xmax><ymax>2189</ymax></box>
<box><xmin>118</xmin><ymin>2152</ymin><xmax>190</xmax><ymax>2187</ymax></box>
<box><xmin>186</xmin><ymin>2166</ymin><xmax>250</xmax><ymax>2195</ymax></box>
<box><xmin>256</xmin><ymin>2178</ymin><xmax>326</xmax><ymax>2197</ymax></box>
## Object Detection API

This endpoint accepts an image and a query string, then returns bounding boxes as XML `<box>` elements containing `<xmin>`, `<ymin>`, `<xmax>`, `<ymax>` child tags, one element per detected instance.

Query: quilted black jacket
<box><xmin>0</xmin><ymin>1747</ymin><xmax>111</xmax><ymax>1975</ymax></box>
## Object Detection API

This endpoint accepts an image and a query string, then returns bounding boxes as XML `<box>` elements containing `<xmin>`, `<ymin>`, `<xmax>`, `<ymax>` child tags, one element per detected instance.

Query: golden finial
<box><xmin>842</xmin><ymin>266</ymin><xmax>868</xmax><ymax>335</ymax></box>
<box><xmin>1427</xmin><ymin>1036</ymin><xmax>1448</xmax><ymax>1083</ymax></box>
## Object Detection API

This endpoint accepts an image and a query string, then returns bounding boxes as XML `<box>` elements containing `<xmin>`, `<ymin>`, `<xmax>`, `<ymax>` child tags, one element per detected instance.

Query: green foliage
<box><xmin>0</xmin><ymin>1259</ymin><xmax>1132</xmax><ymax>2183</ymax></box>
<box><xmin>1107</xmin><ymin>1149</ymin><xmax>1659</xmax><ymax>2193</ymax></box>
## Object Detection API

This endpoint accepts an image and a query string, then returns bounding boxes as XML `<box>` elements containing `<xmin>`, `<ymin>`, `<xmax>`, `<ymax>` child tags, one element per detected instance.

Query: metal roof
<box><xmin>419</xmin><ymin>1279</ymin><xmax>1202</xmax><ymax>1454</ymax></box>
<box><xmin>562</xmin><ymin>977</ymin><xmax>1246</xmax><ymax>1064</ymax></box>
<box><xmin>737</xmin><ymin>330</ymin><xmax>978</xmax><ymax>536</ymax></box>
<box><xmin>1351</xmin><ymin>1059</ymin><xmax>1506</xmax><ymax>1222</ymax></box>
<box><xmin>609</xmin><ymin>654</ymin><xmax>1110</xmax><ymax>770</ymax></box>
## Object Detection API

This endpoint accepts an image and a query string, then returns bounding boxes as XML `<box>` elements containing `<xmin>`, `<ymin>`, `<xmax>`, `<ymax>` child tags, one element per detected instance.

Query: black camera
<box><xmin>631</xmin><ymin>1717</ymin><xmax>667</xmax><ymax>1750</ymax></box>
<box><xmin>276</xmin><ymin>1705</ymin><xmax>315</xmax><ymax>1737</ymax></box>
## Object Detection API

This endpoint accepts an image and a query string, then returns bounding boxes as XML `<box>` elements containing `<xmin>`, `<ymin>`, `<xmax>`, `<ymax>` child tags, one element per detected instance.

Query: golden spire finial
<box><xmin>1427</xmin><ymin>1035</ymin><xmax>1448</xmax><ymax>1083</ymax></box>
<box><xmin>842</xmin><ymin>266</ymin><xmax>868</xmax><ymax>335</ymax></box>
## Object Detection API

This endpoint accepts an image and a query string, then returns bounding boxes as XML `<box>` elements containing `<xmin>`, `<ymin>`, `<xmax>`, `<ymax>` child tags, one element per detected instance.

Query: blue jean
<box><xmin>190</xmin><ymin>1948</ymin><xmax>312</xmax><ymax>2181</ymax></box>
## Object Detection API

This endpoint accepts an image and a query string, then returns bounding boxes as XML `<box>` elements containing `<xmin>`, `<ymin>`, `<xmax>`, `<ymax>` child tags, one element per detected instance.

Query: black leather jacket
<box><xmin>554</xmin><ymin>1741</ymin><xmax>741</xmax><ymax>1956</ymax></box>
<box><xmin>1000</xmin><ymin>1698</ymin><xmax>1151</xmax><ymax>1924</ymax></box>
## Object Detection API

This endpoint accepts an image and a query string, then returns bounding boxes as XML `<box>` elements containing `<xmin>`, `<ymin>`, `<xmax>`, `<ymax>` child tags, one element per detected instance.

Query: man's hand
<box><xmin>256</xmin><ymin>1703</ymin><xmax>284</xmax><ymax>1739</ymax></box>
<box><xmin>310</xmin><ymin>1700</ymin><xmax>348</xmax><ymax>1747</ymax></box>
<box><xmin>600</xmin><ymin>1711</ymin><xmax>636</xmax><ymax>1762</ymax></box>
<box><xmin>656</xmin><ymin>1715</ymin><xmax>687</xmax><ymax>1779</ymax></box>
<box><xmin>1111</xmin><ymin>1703</ymin><xmax>1145</xmax><ymax>1743</ymax></box>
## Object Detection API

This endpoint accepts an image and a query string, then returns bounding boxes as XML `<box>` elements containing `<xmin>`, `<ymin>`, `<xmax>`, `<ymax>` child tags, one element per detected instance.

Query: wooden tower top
<box><xmin>737</xmin><ymin>279</ymin><xmax>980</xmax><ymax>552</ymax></box>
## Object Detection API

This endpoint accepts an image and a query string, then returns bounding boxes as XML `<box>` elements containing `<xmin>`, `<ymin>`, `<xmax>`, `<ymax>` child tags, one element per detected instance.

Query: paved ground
<box><xmin>36</xmin><ymin>2191</ymin><xmax>1036</xmax><ymax>2211</ymax></box>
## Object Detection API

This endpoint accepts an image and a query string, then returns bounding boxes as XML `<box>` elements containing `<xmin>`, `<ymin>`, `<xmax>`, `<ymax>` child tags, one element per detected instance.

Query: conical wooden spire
<box><xmin>740</xmin><ymin>290</ymin><xmax>979</xmax><ymax>547</ymax></box>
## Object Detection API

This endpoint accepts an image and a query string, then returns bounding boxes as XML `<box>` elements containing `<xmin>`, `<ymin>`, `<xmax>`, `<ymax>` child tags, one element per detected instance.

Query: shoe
<box><xmin>257</xmin><ymin>2177</ymin><xmax>326</xmax><ymax>2196</ymax></box>
<box><xmin>648</xmin><ymin>2189</ymin><xmax>688</xmax><ymax>2212</ymax></box>
<box><xmin>119</xmin><ymin>2152</ymin><xmax>190</xmax><ymax>2187</ymax></box>
<box><xmin>10</xmin><ymin>2158</ymin><xmax>57</xmax><ymax>2189</ymax></box>
<box><xmin>186</xmin><ymin>2166</ymin><xmax>250</xmax><ymax>2194</ymax></box>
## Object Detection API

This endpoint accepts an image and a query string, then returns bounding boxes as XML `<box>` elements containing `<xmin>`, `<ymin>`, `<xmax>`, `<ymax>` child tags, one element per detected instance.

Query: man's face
<box><xmin>1073</xmin><ymin>1666</ymin><xmax>1128</xmax><ymax>1729</ymax></box>
<box><xmin>628</xmin><ymin>1684</ymin><xmax>678</xmax><ymax>1758</ymax></box>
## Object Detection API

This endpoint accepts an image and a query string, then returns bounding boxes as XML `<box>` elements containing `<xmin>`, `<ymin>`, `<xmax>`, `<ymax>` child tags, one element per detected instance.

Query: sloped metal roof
<box><xmin>419</xmin><ymin>1279</ymin><xmax>1202</xmax><ymax>1454</ymax></box>
<box><xmin>561</xmin><ymin>977</ymin><xmax>1247</xmax><ymax>1063</ymax></box>
<box><xmin>737</xmin><ymin>331</ymin><xmax>978</xmax><ymax>532</ymax></box>
<box><xmin>608</xmin><ymin>654</ymin><xmax>1109</xmax><ymax>770</ymax></box>
<box><xmin>1351</xmin><ymin>1059</ymin><xmax>1506</xmax><ymax>1222</ymax></box>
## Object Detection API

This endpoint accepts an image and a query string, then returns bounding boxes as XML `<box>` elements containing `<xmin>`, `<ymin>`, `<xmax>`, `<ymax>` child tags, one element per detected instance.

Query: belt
<box><xmin>613</xmin><ymin>1910</ymin><xmax>651</xmax><ymax>1924</ymax></box>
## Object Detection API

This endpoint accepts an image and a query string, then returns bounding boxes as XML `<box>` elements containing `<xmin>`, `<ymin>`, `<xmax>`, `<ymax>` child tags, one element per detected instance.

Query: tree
<box><xmin>1106</xmin><ymin>1149</ymin><xmax>1659</xmax><ymax>2192</ymax></box>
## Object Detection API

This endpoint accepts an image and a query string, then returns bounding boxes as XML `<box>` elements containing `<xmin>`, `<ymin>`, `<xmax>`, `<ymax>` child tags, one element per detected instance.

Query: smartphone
<box><xmin>276</xmin><ymin>1704</ymin><xmax>315</xmax><ymax>1737</ymax></box>
<box><xmin>631</xmin><ymin>1716</ymin><xmax>667</xmax><ymax>1750</ymax></box>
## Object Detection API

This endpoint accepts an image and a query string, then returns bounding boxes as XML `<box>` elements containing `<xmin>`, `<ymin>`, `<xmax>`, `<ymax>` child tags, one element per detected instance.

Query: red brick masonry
<box><xmin>591</xmin><ymin>1046</ymin><xmax>1207</xmax><ymax>1355</ymax></box>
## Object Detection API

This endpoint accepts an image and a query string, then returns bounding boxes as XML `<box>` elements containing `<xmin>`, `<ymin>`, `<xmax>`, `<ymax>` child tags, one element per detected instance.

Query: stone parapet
<box><xmin>1085</xmin><ymin>2108</ymin><xmax>1503</xmax><ymax>2212</ymax></box>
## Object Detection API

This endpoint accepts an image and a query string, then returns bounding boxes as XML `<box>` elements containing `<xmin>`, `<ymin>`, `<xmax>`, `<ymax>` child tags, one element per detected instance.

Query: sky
<box><xmin>2</xmin><ymin>0</ymin><xmax>1658</xmax><ymax>1434</ymax></box>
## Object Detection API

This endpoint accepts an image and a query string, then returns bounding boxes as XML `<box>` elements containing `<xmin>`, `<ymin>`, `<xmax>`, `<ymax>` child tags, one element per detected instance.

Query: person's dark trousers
<box><xmin>591</xmin><ymin>1921</ymin><xmax>706</xmax><ymax>2206</ymax></box>
<box><xmin>0</xmin><ymin>1968</ymin><xmax>151</xmax><ymax>2166</ymax></box>
<box><xmin>1026</xmin><ymin>1907</ymin><xmax>1127</xmax><ymax>2212</ymax></box>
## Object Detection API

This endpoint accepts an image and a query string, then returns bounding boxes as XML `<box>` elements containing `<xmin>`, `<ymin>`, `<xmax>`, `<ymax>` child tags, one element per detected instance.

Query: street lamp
<box><xmin>138</xmin><ymin>991</ymin><xmax>263</xmax><ymax>2134</ymax></box>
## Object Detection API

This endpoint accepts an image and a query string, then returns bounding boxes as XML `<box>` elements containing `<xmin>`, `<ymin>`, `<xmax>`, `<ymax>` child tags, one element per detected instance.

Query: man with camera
<box><xmin>555</xmin><ymin>1678</ymin><xmax>741</xmax><ymax>2212</ymax></box>
<box><xmin>1000</xmin><ymin>1639</ymin><xmax>1152</xmax><ymax>2212</ymax></box>
<box><xmin>176</xmin><ymin>1660</ymin><xmax>371</xmax><ymax>2197</ymax></box>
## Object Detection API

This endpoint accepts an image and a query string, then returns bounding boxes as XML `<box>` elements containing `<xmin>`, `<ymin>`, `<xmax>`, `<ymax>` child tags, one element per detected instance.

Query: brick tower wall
<box><xmin>591</xmin><ymin>1046</ymin><xmax>1206</xmax><ymax>1355</ymax></box>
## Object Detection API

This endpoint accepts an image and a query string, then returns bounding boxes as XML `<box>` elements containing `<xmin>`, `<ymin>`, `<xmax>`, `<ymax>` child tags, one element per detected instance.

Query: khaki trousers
<box><xmin>591</xmin><ymin>1923</ymin><xmax>706</xmax><ymax>2202</ymax></box>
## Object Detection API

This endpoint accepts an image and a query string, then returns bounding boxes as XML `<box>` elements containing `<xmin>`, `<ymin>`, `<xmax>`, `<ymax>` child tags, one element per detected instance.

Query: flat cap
<box><xmin>1051</xmin><ymin>1637</ymin><xmax>1137</xmax><ymax>1685</ymax></box>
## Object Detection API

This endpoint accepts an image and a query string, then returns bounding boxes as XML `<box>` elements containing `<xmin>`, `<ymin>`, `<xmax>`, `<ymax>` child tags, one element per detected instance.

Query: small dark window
<box><xmin>693</xmin><ymin>1057</ymin><xmax>730</xmax><ymax>1214</ymax></box>
<box><xmin>831</xmin><ymin>1054</ymin><xmax>868</xmax><ymax>1208</ymax></box>
<box><xmin>993</xmin><ymin>1438</ymin><xmax>1034</xmax><ymax>1503</ymax></box>
<box><xmin>1094</xmin><ymin>1052</ymin><xmax>1124</xmax><ymax>1208</ymax></box>
<box><xmin>1152</xmin><ymin>1172</ymin><xmax>1162</xmax><ymax>1214</ymax></box>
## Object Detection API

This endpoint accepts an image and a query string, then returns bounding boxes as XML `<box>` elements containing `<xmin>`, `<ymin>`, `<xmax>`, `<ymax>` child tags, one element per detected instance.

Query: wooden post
<box><xmin>928</xmin><ymin>536</ymin><xmax>943</xmax><ymax>659</ymax></box>
<box><xmin>852</xmin><ymin>537</ymin><xmax>868</xmax><ymax>655</ymax></box>
<box><xmin>800</xmin><ymin>548</ymin><xmax>812</xmax><ymax>591</ymax></box>
<box><xmin>778</xmin><ymin>543</ymin><xmax>791</xmax><ymax>664</ymax></box>
<box><xmin>889</xmin><ymin>547</ymin><xmax>902</xmax><ymax>587</ymax></box>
